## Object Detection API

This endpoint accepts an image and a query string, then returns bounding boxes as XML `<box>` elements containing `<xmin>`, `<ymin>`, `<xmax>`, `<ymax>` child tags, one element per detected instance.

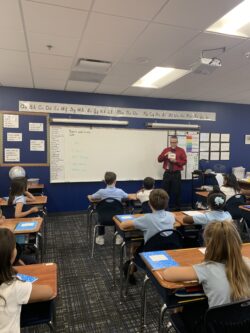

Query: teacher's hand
<box><xmin>169</xmin><ymin>158</ymin><xmax>176</xmax><ymax>163</ymax></box>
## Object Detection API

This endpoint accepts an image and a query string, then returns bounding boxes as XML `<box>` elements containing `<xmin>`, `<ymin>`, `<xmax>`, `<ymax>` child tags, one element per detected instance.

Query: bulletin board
<box><xmin>0</xmin><ymin>111</ymin><xmax>49</xmax><ymax>166</ymax></box>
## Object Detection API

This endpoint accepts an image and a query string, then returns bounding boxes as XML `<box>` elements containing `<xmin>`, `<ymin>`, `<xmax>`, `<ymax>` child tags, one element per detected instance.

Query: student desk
<box><xmin>195</xmin><ymin>191</ymin><xmax>209</xmax><ymax>198</ymax></box>
<box><xmin>16</xmin><ymin>263</ymin><xmax>58</xmax><ymax>331</ymax></box>
<box><xmin>0</xmin><ymin>195</ymin><xmax>48</xmax><ymax>206</ymax></box>
<box><xmin>140</xmin><ymin>244</ymin><xmax>250</xmax><ymax>332</ymax></box>
<box><xmin>112</xmin><ymin>213</ymin><xmax>185</xmax><ymax>301</ymax></box>
<box><xmin>27</xmin><ymin>183</ymin><xmax>45</xmax><ymax>196</ymax></box>
<box><xmin>0</xmin><ymin>217</ymin><xmax>44</xmax><ymax>261</ymax></box>
<box><xmin>0</xmin><ymin>216</ymin><xmax>43</xmax><ymax>234</ymax></box>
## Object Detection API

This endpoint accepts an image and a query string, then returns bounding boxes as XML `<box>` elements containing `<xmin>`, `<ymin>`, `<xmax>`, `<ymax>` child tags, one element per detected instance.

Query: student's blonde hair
<box><xmin>204</xmin><ymin>220</ymin><xmax>250</xmax><ymax>301</ymax></box>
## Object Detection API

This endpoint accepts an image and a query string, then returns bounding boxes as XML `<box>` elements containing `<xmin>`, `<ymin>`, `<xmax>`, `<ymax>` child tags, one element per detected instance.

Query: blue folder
<box><xmin>17</xmin><ymin>273</ymin><xmax>38</xmax><ymax>283</ymax></box>
<box><xmin>140</xmin><ymin>250</ymin><xmax>179</xmax><ymax>270</ymax></box>
<box><xmin>243</xmin><ymin>205</ymin><xmax>250</xmax><ymax>209</ymax></box>
<box><xmin>15</xmin><ymin>221</ymin><xmax>38</xmax><ymax>231</ymax></box>
<box><xmin>115</xmin><ymin>215</ymin><xmax>136</xmax><ymax>222</ymax></box>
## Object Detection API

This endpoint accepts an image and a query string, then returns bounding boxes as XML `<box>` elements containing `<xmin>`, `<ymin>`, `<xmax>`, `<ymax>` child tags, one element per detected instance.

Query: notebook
<box><xmin>140</xmin><ymin>251</ymin><xmax>179</xmax><ymax>270</ymax></box>
<box><xmin>115</xmin><ymin>215</ymin><xmax>136</xmax><ymax>222</ymax></box>
<box><xmin>17</xmin><ymin>273</ymin><xmax>38</xmax><ymax>283</ymax></box>
<box><xmin>182</xmin><ymin>211</ymin><xmax>203</xmax><ymax>217</ymax></box>
<box><xmin>175</xmin><ymin>286</ymin><xmax>205</xmax><ymax>297</ymax></box>
<box><xmin>15</xmin><ymin>221</ymin><xmax>38</xmax><ymax>231</ymax></box>
<box><xmin>243</xmin><ymin>205</ymin><xmax>250</xmax><ymax>209</ymax></box>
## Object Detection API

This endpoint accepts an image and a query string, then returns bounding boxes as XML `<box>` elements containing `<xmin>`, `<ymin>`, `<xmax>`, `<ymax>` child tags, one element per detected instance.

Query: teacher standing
<box><xmin>158</xmin><ymin>135</ymin><xmax>187</xmax><ymax>211</ymax></box>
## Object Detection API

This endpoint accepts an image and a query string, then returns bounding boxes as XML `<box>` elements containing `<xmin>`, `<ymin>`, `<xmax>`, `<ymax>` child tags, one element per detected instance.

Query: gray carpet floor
<box><xmin>22</xmin><ymin>213</ymin><xmax>172</xmax><ymax>333</ymax></box>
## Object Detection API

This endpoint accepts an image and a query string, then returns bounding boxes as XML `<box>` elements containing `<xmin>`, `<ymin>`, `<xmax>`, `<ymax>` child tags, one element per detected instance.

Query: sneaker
<box><xmin>95</xmin><ymin>235</ymin><xmax>104</xmax><ymax>245</ymax></box>
<box><xmin>115</xmin><ymin>234</ymin><xmax>123</xmax><ymax>245</ymax></box>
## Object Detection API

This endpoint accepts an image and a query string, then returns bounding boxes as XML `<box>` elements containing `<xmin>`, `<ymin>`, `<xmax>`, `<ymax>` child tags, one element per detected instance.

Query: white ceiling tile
<box><xmin>122</xmin><ymin>86</ymin><xmax>154</xmax><ymax>97</ymax></box>
<box><xmin>28</xmin><ymin>32</ymin><xmax>80</xmax><ymax>57</ymax></box>
<box><xmin>0</xmin><ymin>28</ymin><xmax>26</xmax><ymax>51</ymax></box>
<box><xmin>0</xmin><ymin>0</ymin><xmax>23</xmax><ymax>30</ymax></box>
<box><xmin>77</xmin><ymin>41</ymin><xmax>127</xmax><ymax>63</ymax></box>
<box><xmin>121</xmin><ymin>23</ymin><xmax>199</xmax><ymax>65</ymax></box>
<box><xmin>154</xmin><ymin>0</ymin><xmax>243</xmax><ymax>31</ymax></box>
<box><xmin>33</xmin><ymin>68</ymin><xmax>69</xmax><ymax>81</ymax></box>
<box><xmin>30</xmin><ymin>53</ymin><xmax>73</xmax><ymax>70</ymax></box>
<box><xmin>28</xmin><ymin>0</ymin><xmax>93</xmax><ymax>10</ymax></box>
<box><xmin>93</xmin><ymin>0</ymin><xmax>167</xmax><ymax>20</ymax></box>
<box><xmin>82</xmin><ymin>13</ymin><xmax>148</xmax><ymax>46</ymax></box>
<box><xmin>22</xmin><ymin>0</ymin><xmax>88</xmax><ymax>38</ymax></box>
<box><xmin>34</xmin><ymin>78</ymin><xmax>65</xmax><ymax>90</ymax></box>
<box><xmin>66</xmin><ymin>81</ymin><xmax>99</xmax><ymax>92</ymax></box>
<box><xmin>95</xmin><ymin>83</ymin><xmax>129</xmax><ymax>94</ymax></box>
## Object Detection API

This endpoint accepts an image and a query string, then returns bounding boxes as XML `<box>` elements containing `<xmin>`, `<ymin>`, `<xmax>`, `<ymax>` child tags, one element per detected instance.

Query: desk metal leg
<box><xmin>158</xmin><ymin>303</ymin><xmax>167</xmax><ymax>333</ymax></box>
<box><xmin>119</xmin><ymin>241</ymin><xmax>126</xmax><ymax>303</ymax></box>
<box><xmin>112</xmin><ymin>231</ymin><xmax>118</xmax><ymax>286</ymax></box>
<box><xmin>139</xmin><ymin>274</ymin><xmax>150</xmax><ymax>333</ymax></box>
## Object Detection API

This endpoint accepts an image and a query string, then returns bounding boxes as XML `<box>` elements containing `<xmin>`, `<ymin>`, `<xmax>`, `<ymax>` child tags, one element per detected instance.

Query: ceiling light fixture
<box><xmin>207</xmin><ymin>0</ymin><xmax>250</xmax><ymax>37</ymax></box>
<box><xmin>132</xmin><ymin>67</ymin><xmax>190</xmax><ymax>89</ymax></box>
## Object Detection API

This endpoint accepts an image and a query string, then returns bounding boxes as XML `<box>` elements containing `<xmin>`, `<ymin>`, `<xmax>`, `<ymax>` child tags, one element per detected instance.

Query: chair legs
<box><xmin>158</xmin><ymin>303</ymin><xmax>168</xmax><ymax>333</ymax></box>
<box><xmin>119</xmin><ymin>241</ymin><xmax>126</xmax><ymax>303</ymax></box>
<box><xmin>91</xmin><ymin>225</ymin><xmax>99</xmax><ymax>258</ymax></box>
<box><xmin>124</xmin><ymin>259</ymin><xmax>135</xmax><ymax>298</ymax></box>
<box><xmin>139</xmin><ymin>274</ymin><xmax>150</xmax><ymax>333</ymax></box>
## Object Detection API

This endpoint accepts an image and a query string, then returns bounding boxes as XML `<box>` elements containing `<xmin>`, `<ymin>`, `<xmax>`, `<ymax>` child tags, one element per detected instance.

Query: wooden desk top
<box><xmin>27</xmin><ymin>184</ymin><xmax>44</xmax><ymax>190</ymax></box>
<box><xmin>0</xmin><ymin>195</ymin><xmax>47</xmax><ymax>206</ymax></box>
<box><xmin>15</xmin><ymin>263</ymin><xmax>57</xmax><ymax>299</ymax></box>
<box><xmin>142</xmin><ymin>243</ymin><xmax>250</xmax><ymax>290</ymax></box>
<box><xmin>195</xmin><ymin>191</ymin><xmax>209</xmax><ymax>198</ymax></box>
<box><xmin>0</xmin><ymin>217</ymin><xmax>43</xmax><ymax>234</ymax></box>
<box><xmin>239</xmin><ymin>205</ymin><xmax>250</xmax><ymax>212</ymax></box>
<box><xmin>113</xmin><ymin>212</ymin><xmax>187</xmax><ymax>232</ymax></box>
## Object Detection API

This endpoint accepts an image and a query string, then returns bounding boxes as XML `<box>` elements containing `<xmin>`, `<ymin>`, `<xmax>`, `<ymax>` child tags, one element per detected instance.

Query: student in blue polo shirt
<box><xmin>183</xmin><ymin>189</ymin><xmax>232</xmax><ymax>226</ymax></box>
<box><xmin>88</xmin><ymin>171</ymin><xmax>129</xmax><ymax>245</ymax></box>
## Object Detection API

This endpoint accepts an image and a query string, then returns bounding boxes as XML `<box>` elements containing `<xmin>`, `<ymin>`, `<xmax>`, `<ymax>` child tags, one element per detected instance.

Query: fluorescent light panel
<box><xmin>132</xmin><ymin>67</ymin><xmax>190</xmax><ymax>88</ymax></box>
<box><xmin>147</xmin><ymin>122</ymin><xmax>200</xmax><ymax>129</ymax></box>
<box><xmin>207</xmin><ymin>0</ymin><xmax>250</xmax><ymax>37</ymax></box>
<box><xmin>50</xmin><ymin>118</ymin><xmax>128</xmax><ymax>126</ymax></box>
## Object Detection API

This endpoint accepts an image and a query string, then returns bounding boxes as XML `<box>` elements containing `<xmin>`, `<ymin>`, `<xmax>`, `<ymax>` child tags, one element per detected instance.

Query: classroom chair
<box><xmin>141</xmin><ymin>201</ymin><xmax>152</xmax><ymax>214</ymax></box>
<box><xmin>124</xmin><ymin>229</ymin><xmax>183</xmax><ymax>298</ymax></box>
<box><xmin>91</xmin><ymin>197</ymin><xmax>124</xmax><ymax>257</ymax></box>
<box><xmin>169</xmin><ymin>298</ymin><xmax>250</xmax><ymax>333</ymax></box>
<box><xmin>224</xmin><ymin>194</ymin><xmax>250</xmax><ymax>239</ymax></box>
<box><xmin>21</xmin><ymin>300</ymin><xmax>56</xmax><ymax>332</ymax></box>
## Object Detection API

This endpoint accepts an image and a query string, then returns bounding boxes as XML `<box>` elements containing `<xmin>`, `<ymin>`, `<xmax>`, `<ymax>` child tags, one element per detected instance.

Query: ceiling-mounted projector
<box><xmin>191</xmin><ymin>57</ymin><xmax>222</xmax><ymax>75</ymax></box>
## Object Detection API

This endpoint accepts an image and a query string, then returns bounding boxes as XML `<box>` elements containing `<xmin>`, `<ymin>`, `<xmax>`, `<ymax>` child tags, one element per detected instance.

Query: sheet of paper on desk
<box><xmin>150</xmin><ymin>254</ymin><xmax>168</xmax><ymax>262</ymax></box>
<box><xmin>199</xmin><ymin>247</ymin><xmax>206</xmax><ymax>254</ymax></box>
<box><xmin>183</xmin><ymin>211</ymin><xmax>202</xmax><ymax>217</ymax></box>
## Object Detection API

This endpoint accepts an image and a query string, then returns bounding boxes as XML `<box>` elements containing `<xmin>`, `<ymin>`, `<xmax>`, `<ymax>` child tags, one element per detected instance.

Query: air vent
<box><xmin>69</xmin><ymin>58</ymin><xmax>112</xmax><ymax>83</ymax></box>
<box><xmin>74</xmin><ymin>58</ymin><xmax>112</xmax><ymax>74</ymax></box>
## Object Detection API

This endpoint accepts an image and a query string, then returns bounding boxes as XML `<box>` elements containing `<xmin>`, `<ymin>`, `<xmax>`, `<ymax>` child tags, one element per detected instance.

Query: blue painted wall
<box><xmin>0</xmin><ymin>86</ymin><xmax>249</xmax><ymax>213</ymax></box>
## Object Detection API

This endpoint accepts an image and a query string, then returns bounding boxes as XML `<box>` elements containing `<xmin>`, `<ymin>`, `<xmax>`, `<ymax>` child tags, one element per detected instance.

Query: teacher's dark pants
<box><xmin>162</xmin><ymin>170</ymin><xmax>181</xmax><ymax>210</ymax></box>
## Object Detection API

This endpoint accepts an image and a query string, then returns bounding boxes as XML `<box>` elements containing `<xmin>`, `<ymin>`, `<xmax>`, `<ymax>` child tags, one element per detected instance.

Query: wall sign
<box><xmin>19</xmin><ymin>101</ymin><xmax>216</xmax><ymax>121</ymax></box>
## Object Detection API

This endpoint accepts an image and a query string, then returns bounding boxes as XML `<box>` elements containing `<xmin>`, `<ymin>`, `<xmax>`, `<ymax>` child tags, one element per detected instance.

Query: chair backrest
<box><xmin>142</xmin><ymin>229</ymin><xmax>183</xmax><ymax>252</ymax></box>
<box><xmin>1</xmin><ymin>205</ymin><xmax>15</xmax><ymax>219</ymax></box>
<box><xmin>224</xmin><ymin>194</ymin><xmax>246</xmax><ymax>220</ymax></box>
<box><xmin>96</xmin><ymin>198</ymin><xmax>124</xmax><ymax>224</ymax></box>
<box><xmin>141</xmin><ymin>201</ymin><xmax>152</xmax><ymax>213</ymax></box>
<box><xmin>205</xmin><ymin>298</ymin><xmax>250</xmax><ymax>333</ymax></box>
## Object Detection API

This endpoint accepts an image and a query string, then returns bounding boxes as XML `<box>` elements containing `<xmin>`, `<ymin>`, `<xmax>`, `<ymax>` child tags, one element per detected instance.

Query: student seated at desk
<box><xmin>8</xmin><ymin>178</ymin><xmax>39</xmax><ymax>218</ymax></box>
<box><xmin>183</xmin><ymin>190</ymin><xmax>232</xmax><ymax>226</ymax></box>
<box><xmin>122</xmin><ymin>189</ymin><xmax>175</xmax><ymax>283</ymax></box>
<box><xmin>162</xmin><ymin>221</ymin><xmax>250</xmax><ymax>332</ymax></box>
<box><xmin>88</xmin><ymin>171</ymin><xmax>130</xmax><ymax>246</ymax></box>
<box><xmin>136</xmin><ymin>177</ymin><xmax>155</xmax><ymax>204</ymax></box>
<box><xmin>220</xmin><ymin>173</ymin><xmax>250</xmax><ymax>201</ymax></box>
<box><xmin>0</xmin><ymin>228</ymin><xmax>53</xmax><ymax>333</ymax></box>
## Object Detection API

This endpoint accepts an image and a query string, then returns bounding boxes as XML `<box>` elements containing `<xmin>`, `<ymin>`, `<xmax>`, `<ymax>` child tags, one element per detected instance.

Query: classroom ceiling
<box><xmin>2</xmin><ymin>0</ymin><xmax>250</xmax><ymax>104</ymax></box>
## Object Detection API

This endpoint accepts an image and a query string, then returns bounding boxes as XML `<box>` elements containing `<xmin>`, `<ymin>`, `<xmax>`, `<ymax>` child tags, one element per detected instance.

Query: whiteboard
<box><xmin>50</xmin><ymin>126</ymin><xmax>168</xmax><ymax>182</ymax></box>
